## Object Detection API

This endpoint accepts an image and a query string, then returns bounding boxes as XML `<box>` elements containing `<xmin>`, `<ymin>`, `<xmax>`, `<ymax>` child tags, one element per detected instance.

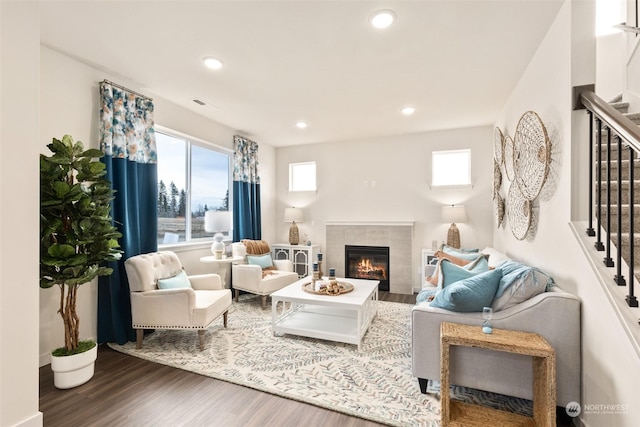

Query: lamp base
<box><xmin>289</xmin><ymin>222</ymin><xmax>299</xmax><ymax>245</ymax></box>
<box><xmin>211</xmin><ymin>233</ymin><xmax>225</xmax><ymax>259</ymax></box>
<box><xmin>447</xmin><ymin>223</ymin><xmax>461</xmax><ymax>249</ymax></box>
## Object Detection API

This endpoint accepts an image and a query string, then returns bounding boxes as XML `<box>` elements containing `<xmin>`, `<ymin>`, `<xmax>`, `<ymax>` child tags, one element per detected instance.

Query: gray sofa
<box><xmin>411</xmin><ymin>269</ymin><xmax>581</xmax><ymax>407</ymax></box>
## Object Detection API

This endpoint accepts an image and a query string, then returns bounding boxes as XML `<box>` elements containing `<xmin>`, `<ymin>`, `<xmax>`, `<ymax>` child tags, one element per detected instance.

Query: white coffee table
<box><xmin>271</xmin><ymin>277</ymin><xmax>378</xmax><ymax>351</ymax></box>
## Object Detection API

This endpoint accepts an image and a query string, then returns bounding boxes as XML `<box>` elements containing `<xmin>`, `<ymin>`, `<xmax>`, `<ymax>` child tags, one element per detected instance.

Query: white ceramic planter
<box><xmin>50</xmin><ymin>344</ymin><xmax>98</xmax><ymax>389</ymax></box>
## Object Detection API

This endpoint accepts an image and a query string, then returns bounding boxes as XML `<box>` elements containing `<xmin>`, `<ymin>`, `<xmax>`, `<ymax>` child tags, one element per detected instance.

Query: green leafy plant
<box><xmin>40</xmin><ymin>135</ymin><xmax>122</xmax><ymax>356</ymax></box>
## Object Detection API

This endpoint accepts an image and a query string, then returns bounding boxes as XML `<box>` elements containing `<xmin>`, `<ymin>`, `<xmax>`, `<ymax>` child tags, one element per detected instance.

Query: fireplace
<box><xmin>345</xmin><ymin>245</ymin><xmax>390</xmax><ymax>291</ymax></box>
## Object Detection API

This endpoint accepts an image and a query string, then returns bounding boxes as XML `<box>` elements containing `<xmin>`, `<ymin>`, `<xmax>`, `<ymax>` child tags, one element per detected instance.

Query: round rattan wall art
<box><xmin>493</xmin><ymin>159</ymin><xmax>502</xmax><ymax>200</ymax></box>
<box><xmin>507</xmin><ymin>181</ymin><xmax>531</xmax><ymax>240</ymax></box>
<box><xmin>494</xmin><ymin>193</ymin><xmax>505</xmax><ymax>228</ymax></box>
<box><xmin>493</xmin><ymin>127</ymin><xmax>504</xmax><ymax>165</ymax></box>
<box><xmin>504</xmin><ymin>134</ymin><xmax>515</xmax><ymax>182</ymax></box>
<box><xmin>513</xmin><ymin>111</ymin><xmax>551</xmax><ymax>200</ymax></box>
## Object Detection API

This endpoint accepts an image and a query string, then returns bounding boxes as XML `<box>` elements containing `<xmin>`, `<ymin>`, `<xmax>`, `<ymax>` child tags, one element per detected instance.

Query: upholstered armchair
<box><xmin>125</xmin><ymin>251</ymin><xmax>232</xmax><ymax>350</ymax></box>
<box><xmin>231</xmin><ymin>240</ymin><xmax>299</xmax><ymax>308</ymax></box>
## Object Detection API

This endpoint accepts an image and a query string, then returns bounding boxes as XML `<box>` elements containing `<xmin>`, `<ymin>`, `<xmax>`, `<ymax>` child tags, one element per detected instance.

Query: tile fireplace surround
<box><xmin>325</xmin><ymin>222</ymin><xmax>414</xmax><ymax>294</ymax></box>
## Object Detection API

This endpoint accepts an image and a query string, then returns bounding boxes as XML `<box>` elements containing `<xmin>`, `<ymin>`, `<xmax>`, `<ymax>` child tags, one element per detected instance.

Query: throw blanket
<box><xmin>241</xmin><ymin>239</ymin><xmax>271</xmax><ymax>255</ymax></box>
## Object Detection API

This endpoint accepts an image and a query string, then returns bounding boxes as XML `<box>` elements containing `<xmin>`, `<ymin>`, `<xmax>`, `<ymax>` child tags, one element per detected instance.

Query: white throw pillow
<box><xmin>480</xmin><ymin>246</ymin><xmax>511</xmax><ymax>268</ymax></box>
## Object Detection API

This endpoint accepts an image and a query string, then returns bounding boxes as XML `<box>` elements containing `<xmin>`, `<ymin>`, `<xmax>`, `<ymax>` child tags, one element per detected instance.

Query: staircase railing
<box><xmin>579</xmin><ymin>89</ymin><xmax>640</xmax><ymax>308</ymax></box>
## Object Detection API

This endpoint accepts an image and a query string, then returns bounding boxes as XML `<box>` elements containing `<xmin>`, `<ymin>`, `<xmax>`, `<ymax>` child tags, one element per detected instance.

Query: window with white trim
<box><xmin>156</xmin><ymin>129</ymin><xmax>231</xmax><ymax>245</ymax></box>
<box><xmin>432</xmin><ymin>149</ymin><xmax>471</xmax><ymax>187</ymax></box>
<box><xmin>289</xmin><ymin>161</ymin><xmax>317</xmax><ymax>192</ymax></box>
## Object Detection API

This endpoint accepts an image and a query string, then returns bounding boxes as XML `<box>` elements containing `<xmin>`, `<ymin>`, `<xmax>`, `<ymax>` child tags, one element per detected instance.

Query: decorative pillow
<box><xmin>232</xmin><ymin>242</ymin><xmax>247</xmax><ymax>259</ymax></box>
<box><xmin>436</xmin><ymin>257</ymin><xmax>490</xmax><ymax>288</ymax></box>
<box><xmin>480</xmin><ymin>246</ymin><xmax>511</xmax><ymax>268</ymax></box>
<box><xmin>491</xmin><ymin>263</ymin><xmax>554</xmax><ymax>311</ymax></box>
<box><xmin>157</xmin><ymin>270</ymin><xmax>192</xmax><ymax>289</ymax></box>
<box><xmin>416</xmin><ymin>287</ymin><xmax>439</xmax><ymax>304</ymax></box>
<box><xmin>430</xmin><ymin>268</ymin><xmax>502</xmax><ymax>312</ymax></box>
<box><xmin>247</xmin><ymin>253</ymin><xmax>275</xmax><ymax>270</ymax></box>
<box><xmin>441</xmin><ymin>244</ymin><xmax>479</xmax><ymax>254</ymax></box>
<box><xmin>427</xmin><ymin>252</ymin><xmax>489</xmax><ymax>285</ymax></box>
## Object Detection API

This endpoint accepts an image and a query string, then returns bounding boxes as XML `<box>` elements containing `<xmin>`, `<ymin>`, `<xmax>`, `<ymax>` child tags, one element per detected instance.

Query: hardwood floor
<box><xmin>39</xmin><ymin>292</ymin><xmax>416</xmax><ymax>427</ymax></box>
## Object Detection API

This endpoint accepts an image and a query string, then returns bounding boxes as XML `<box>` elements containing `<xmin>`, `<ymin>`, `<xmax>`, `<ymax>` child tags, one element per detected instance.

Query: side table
<box><xmin>440</xmin><ymin>321</ymin><xmax>556</xmax><ymax>427</ymax></box>
<box><xmin>199</xmin><ymin>256</ymin><xmax>243</xmax><ymax>289</ymax></box>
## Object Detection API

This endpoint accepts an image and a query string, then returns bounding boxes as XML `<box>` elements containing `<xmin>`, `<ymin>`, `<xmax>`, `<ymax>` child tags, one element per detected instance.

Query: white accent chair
<box><xmin>231</xmin><ymin>240</ymin><xmax>299</xmax><ymax>308</ymax></box>
<box><xmin>125</xmin><ymin>251</ymin><xmax>232</xmax><ymax>350</ymax></box>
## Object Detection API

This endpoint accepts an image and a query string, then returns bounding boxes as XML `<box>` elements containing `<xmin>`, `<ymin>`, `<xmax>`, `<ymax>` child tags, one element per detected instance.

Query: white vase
<box><xmin>50</xmin><ymin>344</ymin><xmax>98</xmax><ymax>389</ymax></box>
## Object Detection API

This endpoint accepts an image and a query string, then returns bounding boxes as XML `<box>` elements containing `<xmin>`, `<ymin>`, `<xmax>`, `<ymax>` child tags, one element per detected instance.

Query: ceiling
<box><xmin>39</xmin><ymin>1</ymin><xmax>564</xmax><ymax>147</ymax></box>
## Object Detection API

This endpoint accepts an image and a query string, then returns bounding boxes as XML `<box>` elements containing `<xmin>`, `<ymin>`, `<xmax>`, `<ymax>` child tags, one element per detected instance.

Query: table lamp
<box><xmin>441</xmin><ymin>204</ymin><xmax>467</xmax><ymax>249</ymax></box>
<box><xmin>205</xmin><ymin>210</ymin><xmax>231</xmax><ymax>259</ymax></box>
<box><xmin>284</xmin><ymin>207</ymin><xmax>304</xmax><ymax>245</ymax></box>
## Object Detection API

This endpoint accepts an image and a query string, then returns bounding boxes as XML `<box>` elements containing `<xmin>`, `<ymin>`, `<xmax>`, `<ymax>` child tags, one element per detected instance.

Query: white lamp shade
<box><xmin>441</xmin><ymin>205</ymin><xmax>467</xmax><ymax>224</ymax></box>
<box><xmin>204</xmin><ymin>210</ymin><xmax>231</xmax><ymax>233</ymax></box>
<box><xmin>284</xmin><ymin>207</ymin><xmax>304</xmax><ymax>223</ymax></box>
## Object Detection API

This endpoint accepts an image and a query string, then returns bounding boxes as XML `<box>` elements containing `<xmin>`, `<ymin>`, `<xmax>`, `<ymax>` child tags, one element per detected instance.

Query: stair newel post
<box><xmin>604</xmin><ymin>127</ymin><xmax>614</xmax><ymax>266</ymax></box>
<box><xmin>615</xmin><ymin>135</ymin><xmax>626</xmax><ymax>286</ymax></box>
<box><xmin>595</xmin><ymin>118</ymin><xmax>605</xmax><ymax>251</ymax></box>
<box><xmin>627</xmin><ymin>147</ymin><xmax>639</xmax><ymax>308</ymax></box>
<box><xmin>587</xmin><ymin>111</ymin><xmax>596</xmax><ymax>236</ymax></box>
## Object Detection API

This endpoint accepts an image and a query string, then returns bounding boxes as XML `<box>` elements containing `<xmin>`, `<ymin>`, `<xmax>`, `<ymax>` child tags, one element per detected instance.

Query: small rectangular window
<box><xmin>432</xmin><ymin>149</ymin><xmax>471</xmax><ymax>187</ymax></box>
<box><xmin>289</xmin><ymin>162</ymin><xmax>316</xmax><ymax>192</ymax></box>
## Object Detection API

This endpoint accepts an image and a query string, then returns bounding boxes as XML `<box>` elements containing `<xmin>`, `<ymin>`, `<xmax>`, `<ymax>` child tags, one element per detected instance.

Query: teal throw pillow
<box><xmin>247</xmin><ymin>253</ymin><xmax>274</xmax><ymax>270</ymax></box>
<box><xmin>491</xmin><ymin>263</ymin><xmax>554</xmax><ymax>311</ymax></box>
<box><xmin>430</xmin><ymin>268</ymin><xmax>502</xmax><ymax>312</ymax></box>
<box><xmin>438</xmin><ymin>257</ymin><xmax>490</xmax><ymax>287</ymax></box>
<box><xmin>157</xmin><ymin>270</ymin><xmax>192</xmax><ymax>289</ymax></box>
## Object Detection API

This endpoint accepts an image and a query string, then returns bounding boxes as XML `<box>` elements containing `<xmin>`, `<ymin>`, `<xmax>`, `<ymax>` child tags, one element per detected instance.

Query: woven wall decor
<box><xmin>493</xmin><ymin>127</ymin><xmax>504</xmax><ymax>165</ymax></box>
<box><xmin>513</xmin><ymin>111</ymin><xmax>551</xmax><ymax>200</ymax></box>
<box><xmin>492</xmin><ymin>159</ymin><xmax>502</xmax><ymax>200</ymax></box>
<box><xmin>494</xmin><ymin>193</ymin><xmax>505</xmax><ymax>228</ymax></box>
<box><xmin>507</xmin><ymin>182</ymin><xmax>531</xmax><ymax>240</ymax></box>
<box><xmin>504</xmin><ymin>134</ymin><xmax>515</xmax><ymax>182</ymax></box>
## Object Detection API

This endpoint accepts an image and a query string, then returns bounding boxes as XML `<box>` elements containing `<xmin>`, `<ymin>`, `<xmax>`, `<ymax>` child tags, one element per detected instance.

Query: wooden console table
<box><xmin>440</xmin><ymin>322</ymin><xmax>556</xmax><ymax>427</ymax></box>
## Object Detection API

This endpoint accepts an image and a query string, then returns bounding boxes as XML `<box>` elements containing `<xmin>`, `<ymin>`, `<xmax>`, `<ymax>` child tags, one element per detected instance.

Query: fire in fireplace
<box><xmin>345</xmin><ymin>245</ymin><xmax>390</xmax><ymax>291</ymax></box>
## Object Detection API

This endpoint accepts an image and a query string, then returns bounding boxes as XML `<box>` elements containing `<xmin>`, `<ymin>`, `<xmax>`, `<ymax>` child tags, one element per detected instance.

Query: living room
<box><xmin>2</xmin><ymin>1</ymin><xmax>640</xmax><ymax>426</ymax></box>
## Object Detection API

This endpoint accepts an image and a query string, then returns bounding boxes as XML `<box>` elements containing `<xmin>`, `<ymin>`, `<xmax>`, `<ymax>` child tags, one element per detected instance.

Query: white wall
<box><xmin>495</xmin><ymin>2</ymin><xmax>640</xmax><ymax>426</ymax></box>
<box><xmin>1</xmin><ymin>3</ymin><xmax>43</xmax><ymax>426</ymax></box>
<box><xmin>39</xmin><ymin>46</ymin><xmax>278</xmax><ymax>364</ymax></box>
<box><xmin>276</xmin><ymin>126</ymin><xmax>494</xmax><ymax>292</ymax></box>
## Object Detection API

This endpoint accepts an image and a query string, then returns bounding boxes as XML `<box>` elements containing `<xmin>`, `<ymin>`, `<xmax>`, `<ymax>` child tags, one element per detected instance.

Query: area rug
<box><xmin>109</xmin><ymin>295</ymin><xmax>532</xmax><ymax>426</ymax></box>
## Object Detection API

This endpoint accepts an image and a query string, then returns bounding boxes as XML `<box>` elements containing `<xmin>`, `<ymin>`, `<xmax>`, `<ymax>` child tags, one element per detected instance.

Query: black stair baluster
<box><xmin>587</xmin><ymin>111</ymin><xmax>596</xmax><ymax>236</ymax></box>
<box><xmin>627</xmin><ymin>147</ymin><xmax>639</xmax><ymax>308</ymax></box>
<box><xmin>615</xmin><ymin>135</ymin><xmax>626</xmax><ymax>285</ymax></box>
<box><xmin>595</xmin><ymin>118</ymin><xmax>605</xmax><ymax>251</ymax></box>
<box><xmin>605</xmin><ymin>127</ymin><xmax>614</xmax><ymax>266</ymax></box>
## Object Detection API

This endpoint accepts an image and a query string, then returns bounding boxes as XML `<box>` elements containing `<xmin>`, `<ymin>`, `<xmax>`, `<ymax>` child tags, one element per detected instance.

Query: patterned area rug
<box><xmin>109</xmin><ymin>295</ymin><xmax>532</xmax><ymax>426</ymax></box>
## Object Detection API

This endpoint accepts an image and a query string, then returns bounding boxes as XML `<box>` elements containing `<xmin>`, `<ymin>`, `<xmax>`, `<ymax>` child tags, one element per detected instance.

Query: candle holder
<box><xmin>317</xmin><ymin>254</ymin><xmax>324</xmax><ymax>279</ymax></box>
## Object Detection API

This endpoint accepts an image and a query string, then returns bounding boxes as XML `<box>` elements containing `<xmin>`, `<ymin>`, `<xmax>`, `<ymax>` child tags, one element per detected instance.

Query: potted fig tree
<box><xmin>40</xmin><ymin>135</ymin><xmax>122</xmax><ymax>389</ymax></box>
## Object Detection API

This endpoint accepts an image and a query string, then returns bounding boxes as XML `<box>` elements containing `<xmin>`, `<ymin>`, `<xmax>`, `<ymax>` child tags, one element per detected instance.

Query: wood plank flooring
<box><xmin>39</xmin><ymin>292</ymin><xmax>416</xmax><ymax>427</ymax></box>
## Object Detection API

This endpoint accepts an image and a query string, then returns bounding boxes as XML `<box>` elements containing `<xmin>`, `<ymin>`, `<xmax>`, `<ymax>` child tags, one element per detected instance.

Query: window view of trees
<box><xmin>156</xmin><ymin>131</ymin><xmax>231</xmax><ymax>244</ymax></box>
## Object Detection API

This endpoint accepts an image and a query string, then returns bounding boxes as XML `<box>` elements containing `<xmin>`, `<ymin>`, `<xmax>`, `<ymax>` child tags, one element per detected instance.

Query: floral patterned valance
<box><xmin>233</xmin><ymin>135</ymin><xmax>260</xmax><ymax>184</ymax></box>
<box><xmin>99</xmin><ymin>81</ymin><xmax>156</xmax><ymax>164</ymax></box>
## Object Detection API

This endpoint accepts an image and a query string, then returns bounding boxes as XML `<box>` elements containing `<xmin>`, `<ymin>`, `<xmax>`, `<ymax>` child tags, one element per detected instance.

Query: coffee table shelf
<box><xmin>271</xmin><ymin>278</ymin><xmax>378</xmax><ymax>351</ymax></box>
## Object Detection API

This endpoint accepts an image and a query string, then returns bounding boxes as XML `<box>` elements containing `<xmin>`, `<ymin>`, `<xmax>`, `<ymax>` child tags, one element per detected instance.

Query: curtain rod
<box><xmin>101</xmin><ymin>79</ymin><xmax>153</xmax><ymax>101</ymax></box>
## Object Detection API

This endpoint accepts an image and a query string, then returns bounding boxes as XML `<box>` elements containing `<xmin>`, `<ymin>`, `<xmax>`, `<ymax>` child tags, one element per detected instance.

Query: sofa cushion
<box><xmin>491</xmin><ymin>261</ymin><xmax>553</xmax><ymax>311</ymax></box>
<box><xmin>428</xmin><ymin>252</ymin><xmax>489</xmax><ymax>285</ymax></box>
<box><xmin>157</xmin><ymin>270</ymin><xmax>192</xmax><ymax>290</ymax></box>
<box><xmin>430</xmin><ymin>268</ymin><xmax>502</xmax><ymax>312</ymax></box>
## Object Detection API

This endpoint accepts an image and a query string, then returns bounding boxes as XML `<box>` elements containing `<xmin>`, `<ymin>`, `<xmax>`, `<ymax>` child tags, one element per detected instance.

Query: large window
<box><xmin>156</xmin><ymin>130</ymin><xmax>231</xmax><ymax>245</ymax></box>
<box><xmin>432</xmin><ymin>149</ymin><xmax>471</xmax><ymax>187</ymax></box>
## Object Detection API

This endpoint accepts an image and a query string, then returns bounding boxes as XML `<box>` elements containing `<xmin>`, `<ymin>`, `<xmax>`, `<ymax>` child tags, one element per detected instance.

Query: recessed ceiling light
<box><xmin>370</xmin><ymin>10</ymin><xmax>396</xmax><ymax>29</ymax></box>
<box><xmin>401</xmin><ymin>106</ymin><xmax>416</xmax><ymax>115</ymax></box>
<box><xmin>296</xmin><ymin>121</ymin><xmax>308</xmax><ymax>129</ymax></box>
<box><xmin>202</xmin><ymin>57</ymin><xmax>223</xmax><ymax>70</ymax></box>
